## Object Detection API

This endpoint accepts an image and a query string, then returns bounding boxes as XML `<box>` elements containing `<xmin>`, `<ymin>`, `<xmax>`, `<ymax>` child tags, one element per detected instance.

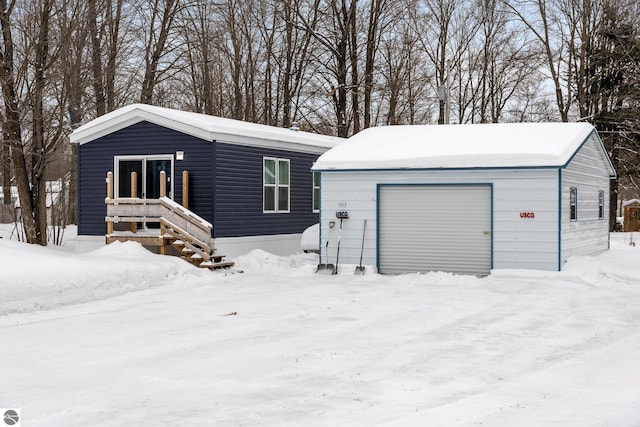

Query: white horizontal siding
<box><xmin>561</xmin><ymin>133</ymin><xmax>612</xmax><ymax>263</ymax></box>
<box><xmin>319</xmin><ymin>168</ymin><xmax>560</xmax><ymax>272</ymax></box>
<box><xmin>318</xmin><ymin>173</ymin><xmax>377</xmax><ymax>269</ymax></box>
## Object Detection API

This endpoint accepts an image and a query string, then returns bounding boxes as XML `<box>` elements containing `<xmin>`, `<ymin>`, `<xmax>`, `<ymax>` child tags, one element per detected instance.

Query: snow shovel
<box><xmin>355</xmin><ymin>219</ymin><xmax>367</xmax><ymax>275</ymax></box>
<box><xmin>316</xmin><ymin>222</ymin><xmax>335</xmax><ymax>274</ymax></box>
<box><xmin>332</xmin><ymin>218</ymin><xmax>343</xmax><ymax>275</ymax></box>
<box><xmin>316</xmin><ymin>240</ymin><xmax>335</xmax><ymax>274</ymax></box>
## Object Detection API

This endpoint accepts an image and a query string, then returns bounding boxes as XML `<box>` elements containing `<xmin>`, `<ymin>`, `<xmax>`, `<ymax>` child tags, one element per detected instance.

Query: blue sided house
<box><xmin>70</xmin><ymin>104</ymin><xmax>343</xmax><ymax>260</ymax></box>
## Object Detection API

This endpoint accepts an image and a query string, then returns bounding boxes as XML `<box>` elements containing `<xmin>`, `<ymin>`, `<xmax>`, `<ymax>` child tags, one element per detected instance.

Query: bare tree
<box><xmin>378</xmin><ymin>17</ymin><xmax>430</xmax><ymax>125</ymax></box>
<box><xmin>583</xmin><ymin>0</ymin><xmax>640</xmax><ymax>228</ymax></box>
<box><xmin>0</xmin><ymin>0</ymin><xmax>36</xmax><ymax>242</ymax></box>
<box><xmin>178</xmin><ymin>1</ymin><xmax>225</xmax><ymax>115</ymax></box>
<box><xmin>462</xmin><ymin>0</ymin><xmax>543</xmax><ymax>123</ymax></box>
<box><xmin>412</xmin><ymin>0</ymin><xmax>479</xmax><ymax>124</ymax></box>
<box><xmin>503</xmin><ymin>0</ymin><xmax>578</xmax><ymax>122</ymax></box>
<box><xmin>292</xmin><ymin>0</ymin><xmax>356</xmax><ymax>137</ymax></box>
<box><xmin>139</xmin><ymin>0</ymin><xmax>182</xmax><ymax>104</ymax></box>
<box><xmin>362</xmin><ymin>0</ymin><xmax>390</xmax><ymax>128</ymax></box>
<box><xmin>0</xmin><ymin>0</ymin><xmax>78</xmax><ymax>244</ymax></box>
<box><xmin>275</xmin><ymin>0</ymin><xmax>318</xmax><ymax>128</ymax></box>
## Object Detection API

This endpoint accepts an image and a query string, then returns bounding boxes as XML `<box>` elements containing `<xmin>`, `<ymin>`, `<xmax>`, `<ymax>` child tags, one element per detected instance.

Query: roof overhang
<box><xmin>70</xmin><ymin>104</ymin><xmax>343</xmax><ymax>155</ymax></box>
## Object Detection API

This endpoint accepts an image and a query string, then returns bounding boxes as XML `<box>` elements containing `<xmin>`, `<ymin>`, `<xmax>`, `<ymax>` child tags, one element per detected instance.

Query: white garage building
<box><xmin>312</xmin><ymin>123</ymin><xmax>616</xmax><ymax>275</ymax></box>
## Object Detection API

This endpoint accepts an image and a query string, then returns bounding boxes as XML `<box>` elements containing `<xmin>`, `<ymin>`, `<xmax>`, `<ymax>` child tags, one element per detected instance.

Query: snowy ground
<box><xmin>1</xmin><ymin>225</ymin><xmax>640</xmax><ymax>426</ymax></box>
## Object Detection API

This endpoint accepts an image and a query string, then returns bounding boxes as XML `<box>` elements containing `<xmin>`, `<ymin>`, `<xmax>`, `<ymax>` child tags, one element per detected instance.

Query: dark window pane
<box><xmin>278</xmin><ymin>187</ymin><xmax>289</xmax><ymax>211</ymax></box>
<box><xmin>278</xmin><ymin>160</ymin><xmax>289</xmax><ymax>185</ymax></box>
<box><xmin>264</xmin><ymin>186</ymin><xmax>275</xmax><ymax>211</ymax></box>
<box><xmin>570</xmin><ymin>188</ymin><xmax>577</xmax><ymax>220</ymax></box>
<box><xmin>313</xmin><ymin>187</ymin><xmax>320</xmax><ymax>211</ymax></box>
<box><xmin>118</xmin><ymin>160</ymin><xmax>142</xmax><ymax>198</ymax></box>
<box><xmin>264</xmin><ymin>159</ymin><xmax>276</xmax><ymax>185</ymax></box>
<box><xmin>146</xmin><ymin>159</ymin><xmax>171</xmax><ymax>199</ymax></box>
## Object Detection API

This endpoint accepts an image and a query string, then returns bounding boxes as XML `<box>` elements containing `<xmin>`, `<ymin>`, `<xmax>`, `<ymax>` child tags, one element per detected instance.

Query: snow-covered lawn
<box><xmin>1</xmin><ymin>226</ymin><xmax>639</xmax><ymax>426</ymax></box>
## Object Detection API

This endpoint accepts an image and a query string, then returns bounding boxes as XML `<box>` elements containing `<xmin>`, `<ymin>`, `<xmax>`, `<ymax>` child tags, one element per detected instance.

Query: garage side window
<box><xmin>263</xmin><ymin>157</ymin><xmax>290</xmax><ymax>213</ymax></box>
<box><xmin>598</xmin><ymin>190</ymin><xmax>605</xmax><ymax>219</ymax></box>
<box><xmin>570</xmin><ymin>187</ymin><xmax>577</xmax><ymax>221</ymax></box>
<box><xmin>312</xmin><ymin>172</ymin><xmax>320</xmax><ymax>213</ymax></box>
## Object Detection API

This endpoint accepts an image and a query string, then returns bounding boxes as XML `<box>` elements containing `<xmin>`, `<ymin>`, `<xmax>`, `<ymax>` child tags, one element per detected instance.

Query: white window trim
<box><xmin>263</xmin><ymin>157</ymin><xmax>290</xmax><ymax>214</ymax></box>
<box><xmin>598</xmin><ymin>190</ymin><xmax>605</xmax><ymax>220</ymax></box>
<box><xmin>570</xmin><ymin>187</ymin><xmax>578</xmax><ymax>221</ymax></box>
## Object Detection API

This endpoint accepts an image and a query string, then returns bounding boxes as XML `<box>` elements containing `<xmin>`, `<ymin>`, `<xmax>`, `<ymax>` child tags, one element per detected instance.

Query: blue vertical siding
<box><xmin>213</xmin><ymin>142</ymin><xmax>319</xmax><ymax>237</ymax></box>
<box><xmin>77</xmin><ymin>121</ymin><xmax>214</xmax><ymax>235</ymax></box>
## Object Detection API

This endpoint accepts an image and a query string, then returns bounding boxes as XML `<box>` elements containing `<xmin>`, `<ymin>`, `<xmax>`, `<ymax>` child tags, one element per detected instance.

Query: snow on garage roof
<box><xmin>313</xmin><ymin>122</ymin><xmax>610</xmax><ymax>171</ymax></box>
<box><xmin>70</xmin><ymin>104</ymin><xmax>343</xmax><ymax>154</ymax></box>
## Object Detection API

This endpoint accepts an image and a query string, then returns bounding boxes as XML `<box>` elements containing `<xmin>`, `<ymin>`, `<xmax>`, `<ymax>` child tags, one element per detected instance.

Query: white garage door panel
<box><xmin>379</xmin><ymin>185</ymin><xmax>492</xmax><ymax>275</ymax></box>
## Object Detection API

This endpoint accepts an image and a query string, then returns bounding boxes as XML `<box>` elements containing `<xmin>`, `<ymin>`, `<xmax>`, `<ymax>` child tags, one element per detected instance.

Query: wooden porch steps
<box><xmin>105</xmin><ymin>194</ymin><xmax>234</xmax><ymax>271</ymax></box>
<box><xmin>104</xmin><ymin>173</ymin><xmax>235</xmax><ymax>271</ymax></box>
<box><xmin>166</xmin><ymin>238</ymin><xmax>235</xmax><ymax>271</ymax></box>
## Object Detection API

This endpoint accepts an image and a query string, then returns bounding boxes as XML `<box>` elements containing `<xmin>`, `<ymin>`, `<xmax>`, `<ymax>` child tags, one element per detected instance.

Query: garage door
<box><xmin>378</xmin><ymin>184</ymin><xmax>492</xmax><ymax>275</ymax></box>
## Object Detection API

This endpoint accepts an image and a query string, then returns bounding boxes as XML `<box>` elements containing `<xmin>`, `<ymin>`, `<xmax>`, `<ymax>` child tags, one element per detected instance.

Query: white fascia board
<box><xmin>70</xmin><ymin>109</ymin><xmax>214</xmax><ymax>144</ymax></box>
<box><xmin>70</xmin><ymin>104</ymin><xmax>341</xmax><ymax>154</ymax></box>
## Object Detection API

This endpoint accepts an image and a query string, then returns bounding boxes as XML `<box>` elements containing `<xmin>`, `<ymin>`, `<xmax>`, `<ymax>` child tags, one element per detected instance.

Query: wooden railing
<box><xmin>104</xmin><ymin>170</ymin><xmax>224</xmax><ymax>267</ymax></box>
<box><xmin>159</xmin><ymin>197</ymin><xmax>213</xmax><ymax>260</ymax></box>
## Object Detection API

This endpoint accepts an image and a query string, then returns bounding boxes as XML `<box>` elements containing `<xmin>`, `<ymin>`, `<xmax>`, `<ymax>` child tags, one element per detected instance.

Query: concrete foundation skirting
<box><xmin>73</xmin><ymin>233</ymin><xmax>305</xmax><ymax>258</ymax></box>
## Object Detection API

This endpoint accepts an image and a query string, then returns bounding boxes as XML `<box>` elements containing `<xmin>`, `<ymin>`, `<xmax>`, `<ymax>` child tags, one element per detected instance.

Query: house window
<box><xmin>570</xmin><ymin>187</ymin><xmax>577</xmax><ymax>221</ymax></box>
<box><xmin>599</xmin><ymin>190</ymin><xmax>605</xmax><ymax>219</ymax></box>
<box><xmin>114</xmin><ymin>155</ymin><xmax>173</xmax><ymax>199</ymax></box>
<box><xmin>263</xmin><ymin>157</ymin><xmax>290</xmax><ymax>213</ymax></box>
<box><xmin>312</xmin><ymin>172</ymin><xmax>320</xmax><ymax>213</ymax></box>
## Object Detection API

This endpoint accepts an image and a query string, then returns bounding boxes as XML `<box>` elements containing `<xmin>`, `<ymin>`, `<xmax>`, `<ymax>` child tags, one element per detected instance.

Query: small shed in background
<box><xmin>623</xmin><ymin>199</ymin><xmax>640</xmax><ymax>232</ymax></box>
<box><xmin>312</xmin><ymin>122</ymin><xmax>616</xmax><ymax>275</ymax></box>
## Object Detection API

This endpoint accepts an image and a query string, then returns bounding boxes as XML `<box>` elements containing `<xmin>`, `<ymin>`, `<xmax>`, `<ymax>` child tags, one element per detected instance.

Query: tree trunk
<box><xmin>2</xmin><ymin>118</ymin><xmax>10</xmax><ymax>205</ymax></box>
<box><xmin>105</xmin><ymin>0</ymin><xmax>122</xmax><ymax>112</ymax></box>
<box><xmin>140</xmin><ymin>0</ymin><xmax>179</xmax><ymax>104</ymax></box>
<box><xmin>29</xmin><ymin>0</ymin><xmax>55</xmax><ymax>245</ymax></box>
<box><xmin>348</xmin><ymin>0</ymin><xmax>360</xmax><ymax>134</ymax></box>
<box><xmin>88</xmin><ymin>0</ymin><xmax>106</xmax><ymax>116</ymax></box>
<box><xmin>363</xmin><ymin>0</ymin><xmax>383</xmax><ymax>129</ymax></box>
<box><xmin>0</xmin><ymin>0</ymin><xmax>39</xmax><ymax>244</ymax></box>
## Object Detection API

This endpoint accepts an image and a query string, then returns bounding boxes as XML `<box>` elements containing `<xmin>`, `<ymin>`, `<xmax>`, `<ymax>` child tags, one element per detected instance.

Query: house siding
<box><xmin>561</xmin><ymin>132</ymin><xmax>612</xmax><ymax>262</ymax></box>
<box><xmin>319</xmin><ymin>168</ymin><xmax>560</xmax><ymax>271</ymax></box>
<box><xmin>213</xmin><ymin>142</ymin><xmax>319</xmax><ymax>238</ymax></box>
<box><xmin>77</xmin><ymin>121</ymin><xmax>214</xmax><ymax>236</ymax></box>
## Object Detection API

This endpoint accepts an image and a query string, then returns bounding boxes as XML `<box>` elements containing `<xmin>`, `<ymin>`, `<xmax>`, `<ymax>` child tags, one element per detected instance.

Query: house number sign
<box><xmin>520</xmin><ymin>211</ymin><xmax>535</xmax><ymax>219</ymax></box>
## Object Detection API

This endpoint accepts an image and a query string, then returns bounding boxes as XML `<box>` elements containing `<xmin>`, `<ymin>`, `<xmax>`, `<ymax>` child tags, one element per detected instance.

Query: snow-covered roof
<box><xmin>313</xmin><ymin>122</ymin><xmax>614</xmax><ymax>172</ymax></box>
<box><xmin>70</xmin><ymin>104</ymin><xmax>344</xmax><ymax>154</ymax></box>
<box><xmin>623</xmin><ymin>199</ymin><xmax>640</xmax><ymax>207</ymax></box>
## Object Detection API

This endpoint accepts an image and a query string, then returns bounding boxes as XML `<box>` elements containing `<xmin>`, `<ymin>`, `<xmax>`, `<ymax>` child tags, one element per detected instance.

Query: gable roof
<box><xmin>70</xmin><ymin>104</ymin><xmax>344</xmax><ymax>154</ymax></box>
<box><xmin>312</xmin><ymin>122</ymin><xmax>615</xmax><ymax>175</ymax></box>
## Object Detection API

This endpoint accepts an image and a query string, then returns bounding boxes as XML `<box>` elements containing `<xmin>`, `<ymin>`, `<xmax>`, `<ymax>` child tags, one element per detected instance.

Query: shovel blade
<box><xmin>354</xmin><ymin>266</ymin><xmax>366</xmax><ymax>275</ymax></box>
<box><xmin>316</xmin><ymin>264</ymin><xmax>335</xmax><ymax>274</ymax></box>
